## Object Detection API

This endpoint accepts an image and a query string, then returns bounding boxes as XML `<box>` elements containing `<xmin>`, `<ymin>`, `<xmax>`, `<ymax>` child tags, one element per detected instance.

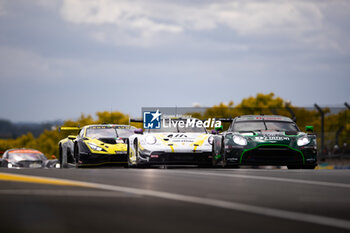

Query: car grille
<box><xmin>98</xmin><ymin>138</ymin><xmax>117</xmax><ymax>144</ymax></box>
<box><xmin>17</xmin><ymin>161</ymin><xmax>43</xmax><ymax>168</ymax></box>
<box><xmin>148</xmin><ymin>152</ymin><xmax>212</xmax><ymax>165</ymax></box>
<box><xmin>98</xmin><ymin>138</ymin><xmax>128</xmax><ymax>144</ymax></box>
<box><xmin>241</xmin><ymin>146</ymin><xmax>303</xmax><ymax>165</ymax></box>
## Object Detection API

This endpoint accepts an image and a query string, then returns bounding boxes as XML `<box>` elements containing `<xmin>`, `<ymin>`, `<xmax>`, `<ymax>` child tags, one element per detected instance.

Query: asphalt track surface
<box><xmin>0</xmin><ymin>167</ymin><xmax>350</xmax><ymax>233</ymax></box>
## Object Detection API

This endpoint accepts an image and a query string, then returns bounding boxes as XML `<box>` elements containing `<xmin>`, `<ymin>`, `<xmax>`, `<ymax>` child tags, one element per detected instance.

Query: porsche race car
<box><xmin>128</xmin><ymin>118</ymin><xmax>214</xmax><ymax>167</ymax></box>
<box><xmin>212</xmin><ymin>115</ymin><xmax>318</xmax><ymax>169</ymax></box>
<box><xmin>59</xmin><ymin>124</ymin><xmax>135</xmax><ymax>167</ymax></box>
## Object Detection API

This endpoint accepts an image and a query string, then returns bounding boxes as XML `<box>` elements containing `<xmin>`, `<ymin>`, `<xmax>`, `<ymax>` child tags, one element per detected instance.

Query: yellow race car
<box><xmin>59</xmin><ymin>124</ymin><xmax>135</xmax><ymax>167</ymax></box>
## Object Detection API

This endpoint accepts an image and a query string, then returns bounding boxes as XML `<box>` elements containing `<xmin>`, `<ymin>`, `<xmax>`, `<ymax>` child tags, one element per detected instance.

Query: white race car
<box><xmin>128</xmin><ymin>119</ymin><xmax>214</xmax><ymax>167</ymax></box>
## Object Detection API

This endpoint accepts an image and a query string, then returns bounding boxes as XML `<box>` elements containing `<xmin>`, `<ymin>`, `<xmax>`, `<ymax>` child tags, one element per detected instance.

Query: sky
<box><xmin>0</xmin><ymin>0</ymin><xmax>349</xmax><ymax>122</ymax></box>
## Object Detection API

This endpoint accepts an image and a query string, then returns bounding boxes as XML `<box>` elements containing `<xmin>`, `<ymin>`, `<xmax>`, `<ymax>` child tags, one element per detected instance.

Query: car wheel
<box><xmin>222</xmin><ymin>153</ymin><xmax>227</xmax><ymax>168</ymax></box>
<box><xmin>59</xmin><ymin>145</ymin><xmax>63</xmax><ymax>167</ymax></box>
<box><xmin>135</xmin><ymin>153</ymin><xmax>150</xmax><ymax>168</ymax></box>
<box><xmin>211</xmin><ymin>143</ymin><xmax>217</xmax><ymax>167</ymax></box>
<box><xmin>137</xmin><ymin>163</ymin><xmax>150</xmax><ymax>168</ymax></box>
<box><xmin>287</xmin><ymin>165</ymin><xmax>302</xmax><ymax>169</ymax></box>
<box><xmin>74</xmin><ymin>144</ymin><xmax>81</xmax><ymax>168</ymax></box>
<box><xmin>212</xmin><ymin>136</ymin><xmax>224</xmax><ymax>167</ymax></box>
<box><xmin>302</xmin><ymin>165</ymin><xmax>316</xmax><ymax>169</ymax></box>
<box><xmin>67</xmin><ymin>148</ymin><xmax>73</xmax><ymax>163</ymax></box>
<box><xmin>131</xmin><ymin>138</ymin><xmax>139</xmax><ymax>167</ymax></box>
<box><xmin>127</xmin><ymin>154</ymin><xmax>136</xmax><ymax>168</ymax></box>
<box><xmin>61</xmin><ymin>149</ymin><xmax>70</xmax><ymax>168</ymax></box>
<box><xmin>198</xmin><ymin>163</ymin><xmax>212</xmax><ymax>168</ymax></box>
<box><xmin>220</xmin><ymin>138</ymin><xmax>227</xmax><ymax>168</ymax></box>
<box><xmin>126</xmin><ymin>139</ymin><xmax>132</xmax><ymax>168</ymax></box>
<box><xmin>132</xmin><ymin>139</ymin><xmax>150</xmax><ymax>168</ymax></box>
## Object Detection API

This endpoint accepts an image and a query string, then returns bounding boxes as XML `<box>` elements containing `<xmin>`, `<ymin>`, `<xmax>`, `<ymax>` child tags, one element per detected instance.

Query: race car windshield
<box><xmin>8</xmin><ymin>153</ymin><xmax>46</xmax><ymax>162</ymax></box>
<box><xmin>232</xmin><ymin>121</ymin><xmax>299</xmax><ymax>132</ymax></box>
<box><xmin>179</xmin><ymin>122</ymin><xmax>207</xmax><ymax>133</ymax></box>
<box><xmin>86</xmin><ymin>128</ymin><xmax>117</xmax><ymax>138</ymax></box>
<box><xmin>265</xmin><ymin>122</ymin><xmax>299</xmax><ymax>131</ymax></box>
<box><xmin>116</xmin><ymin>129</ymin><xmax>134</xmax><ymax>138</ymax></box>
<box><xmin>148</xmin><ymin>123</ymin><xmax>178</xmax><ymax>133</ymax></box>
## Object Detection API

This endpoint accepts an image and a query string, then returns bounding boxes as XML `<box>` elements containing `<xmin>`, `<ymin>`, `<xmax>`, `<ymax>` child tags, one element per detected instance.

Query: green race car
<box><xmin>212</xmin><ymin>115</ymin><xmax>318</xmax><ymax>169</ymax></box>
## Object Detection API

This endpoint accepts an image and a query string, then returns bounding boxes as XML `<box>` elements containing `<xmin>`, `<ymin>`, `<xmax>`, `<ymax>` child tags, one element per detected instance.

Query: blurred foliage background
<box><xmin>0</xmin><ymin>93</ymin><xmax>349</xmax><ymax>158</ymax></box>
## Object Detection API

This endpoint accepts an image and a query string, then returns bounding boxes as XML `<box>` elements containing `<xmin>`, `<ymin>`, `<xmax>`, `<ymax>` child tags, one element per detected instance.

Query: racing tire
<box><xmin>128</xmin><ymin>139</ymin><xmax>150</xmax><ymax>168</ymax></box>
<box><xmin>287</xmin><ymin>165</ymin><xmax>302</xmax><ymax>169</ymax></box>
<box><xmin>220</xmin><ymin>141</ymin><xmax>228</xmax><ymax>168</ymax></box>
<box><xmin>59</xmin><ymin>145</ymin><xmax>63</xmax><ymax>168</ymax></box>
<box><xmin>59</xmin><ymin>147</ymin><xmax>69</xmax><ymax>168</ymax></box>
<box><xmin>61</xmin><ymin>150</ymin><xmax>68</xmax><ymax>168</ymax></box>
<box><xmin>135</xmin><ymin>151</ymin><xmax>150</xmax><ymax>169</ymax></box>
<box><xmin>127</xmin><ymin>138</ymin><xmax>138</xmax><ymax>168</ymax></box>
<box><xmin>225</xmin><ymin>164</ymin><xmax>240</xmax><ymax>169</ymax></box>
<box><xmin>212</xmin><ymin>136</ymin><xmax>224</xmax><ymax>167</ymax></box>
<box><xmin>211</xmin><ymin>144</ymin><xmax>217</xmax><ymax>167</ymax></box>
<box><xmin>136</xmin><ymin>163</ymin><xmax>151</xmax><ymax>168</ymax></box>
<box><xmin>198</xmin><ymin>164</ymin><xmax>213</xmax><ymax>168</ymax></box>
<box><xmin>302</xmin><ymin>165</ymin><xmax>316</xmax><ymax>169</ymax></box>
<box><xmin>74</xmin><ymin>144</ymin><xmax>81</xmax><ymax>168</ymax></box>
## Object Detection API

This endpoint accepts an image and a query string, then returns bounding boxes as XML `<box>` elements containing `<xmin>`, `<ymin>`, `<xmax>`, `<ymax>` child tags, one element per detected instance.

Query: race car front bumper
<box><xmin>77</xmin><ymin>151</ymin><xmax>128</xmax><ymax>166</ymax></box>
<box><xmin>224</xmin><ymin>145</ymin><xmax>317</xmax><ymax>166</ymax></box>
<box><xmin>138</xmin><ymin>151</ymin><xmax>212</xmax><ymax>165</ymax></box>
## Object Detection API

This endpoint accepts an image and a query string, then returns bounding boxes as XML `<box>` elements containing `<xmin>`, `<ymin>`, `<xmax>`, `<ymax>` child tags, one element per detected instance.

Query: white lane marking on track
<box><xmin>0</xmin><ymin>189</ymin><xmax>141</xmax><ymax>198</ymax></box>
<box><xmin>147</xmin><ymin>170</ymin><xmax>350</xmax><ymax>189</ymax></box>
<box><xmin>1</xmin><ymin>172</ymin><xmax>350</xmax><ymax>230</ymax></box>
<box><xmin>211</xmin><ymin>168</ymin><xmax>347</xmax><ymax>173</ymax></box>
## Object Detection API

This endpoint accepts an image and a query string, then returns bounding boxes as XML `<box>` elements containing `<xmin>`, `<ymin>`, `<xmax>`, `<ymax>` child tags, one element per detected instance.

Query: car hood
<box><xmin>143</xmin><ymin>133</ymin><xmax>211</xmax><ymax>147</ymax></box>
<box><xmin>85</xmin><ymin>137</ymin><xmax>127</xmax><ymax>152</ymax></box>
<box><xmin>151</xmin><ymin>132</ymin><xmax>208</xmax><ymax>141</ymax></box>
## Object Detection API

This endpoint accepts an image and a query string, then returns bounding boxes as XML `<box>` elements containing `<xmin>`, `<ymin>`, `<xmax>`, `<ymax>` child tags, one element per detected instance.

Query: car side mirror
<box><xmin>215</xmin><ymin>125</ymin><xmax>223</xmax><ymax>132</ymax></box>
<box><xmin>134</xmin><ymin>128</ymin><xmax>143</xmax><ymax>134</ymax></box>
<box><xmin>68</xmin><ymin>135</ymin><xmax>77</xmax><ymax>140</ymax></box>
<box><xmin>305</xmin><ymin>126</ymin><xmax>314</xmax><ymax>133</ymax></box>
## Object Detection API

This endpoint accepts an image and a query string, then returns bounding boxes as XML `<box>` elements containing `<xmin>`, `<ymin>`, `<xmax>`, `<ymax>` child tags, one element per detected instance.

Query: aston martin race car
<box><xmin>59</xmin><ymin>124</ymin><xmax>135</xmax><ymax>167</ymax></box>
<box><xmin>128</xmin><ymin>118</ymin><xmax>214</xmax><ymax>167</ymax></box>
<box><xmin>212</xmin><ymin>115</ymin><xmax>318</xmax><ymax>169</ymax></box>
<box><xmin>0</xmin><ymin>148</ymin><xmax>60</xmax><ymax>168</ymax></box>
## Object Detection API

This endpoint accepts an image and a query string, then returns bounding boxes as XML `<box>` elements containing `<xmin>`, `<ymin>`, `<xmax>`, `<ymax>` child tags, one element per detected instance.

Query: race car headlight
<box><xmin>87</xmin><ymin>143</ymin><xmax>104</xmax><ymax>151</ymax></box>
<box><xmin>145</xmin><ymin>135</ymin><xmax>157</xmax><ymax>145</ymax></box>
<box><xmin>233</xmin><ymin>135</ymin><xmax>248</xmax><ymax>146</ymax></box>
<box><xmin>297</xmin><ymin>136</ymin><xmax>310</xmax><ymax>146</ymax></box>
<box><xmin>7</xmin><ymin>163</ymin><xmax>13</xmax><ymax>168</ymax></box>
<box><xmin>208</xmin><ymin>136</ymin><xmax>214</xmax><ymax>145</ymax></box>
<box><xmin>55</xmin><ymin>163</ymin><xmax>61</xmax><ymax>169</ymax></box>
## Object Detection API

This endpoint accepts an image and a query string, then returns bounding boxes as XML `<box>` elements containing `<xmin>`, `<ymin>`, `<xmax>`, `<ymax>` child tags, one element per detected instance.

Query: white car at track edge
<box><xmin>128</xmin><ymin>118</ymin><xmax>214</xmax><ymax>167</ymax></box>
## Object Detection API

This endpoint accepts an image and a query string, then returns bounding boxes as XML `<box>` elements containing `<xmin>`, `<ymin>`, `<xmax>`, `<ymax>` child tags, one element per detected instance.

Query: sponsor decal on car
<box><xmin>255</xmin><ymin>136</ymin><xmax>291</xmax><ymax>141</ymax></box>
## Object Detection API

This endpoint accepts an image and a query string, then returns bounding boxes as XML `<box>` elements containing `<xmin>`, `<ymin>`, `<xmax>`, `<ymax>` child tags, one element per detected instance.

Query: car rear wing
<box><xmin>129</xmin><ymin>117</ymin><xmax>233</xmax><ymax>125</ymax></box>
<box><xmin>129</xmin><ymin>118</ymin><xmax>143</xmax><ymax>123</ymax></box>
<box><xmin>129</xmin><ymin>118</ymin><xmax>234</xmax><ymax>122</ymax></box>
<box><xmin>59</xmin><ymin>126</ymin><xmax>80</xmax><ymax>132</ymax></box>
<box><xmin>209</xmin><ymin>118</ymin><xmax>234</xmax><ymax>123</ymax></box>
<box><xmin>129</xmin><ymin>118</ymin><xmax>143</xmax><ymax>127</ymax></box>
